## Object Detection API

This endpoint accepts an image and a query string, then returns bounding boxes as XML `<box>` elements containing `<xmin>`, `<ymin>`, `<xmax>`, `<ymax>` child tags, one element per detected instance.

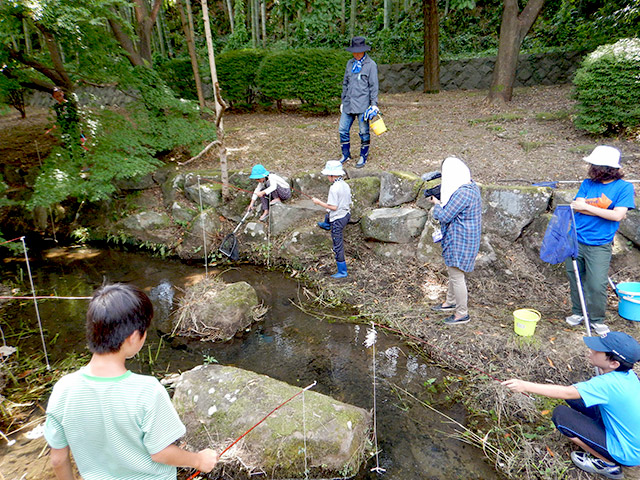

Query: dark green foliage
<box><xmin>225</xmin><ymin>0</ymin><xmax>250</xmax><ymax>51</ymax></box>
<box><xmin>156</xmin><ymin>56</ymin><xmax>200</xmax><ymax>100</ymax></box>
<box><xmin>573</xmin><ymin>38</ymin><xmax>640</xmax><ymax>135</ymax></box>
<box><xmin>29</xmin><ymin>68</ymin><xmax>215</xmax><ymax>208</ymax></box>
<box><xmin>256</xmin><ymin>49</ymin><xmax>349</xmax><ymax>113</ymax></box>
<box><xmin>217</xmin><ymin>49</ymin><xmax>266</xmax><ymax>108</ymax></box>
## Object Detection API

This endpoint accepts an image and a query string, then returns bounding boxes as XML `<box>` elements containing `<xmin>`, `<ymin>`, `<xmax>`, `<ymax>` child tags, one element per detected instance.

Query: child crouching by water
<box><xmin>44</xmin><ymin>283</ymin><xmax>219</xmax><ymax>480</ymax></box>
<box><xmin>247</xmin><ymin>164</ymin><xmax>291</xmax><ymax>221</ymax></box>
<box><xmin>312</xmin><ymin>160</ymin><xmax>351</xmax><ymax>278</ymax></box>
<box><xmin>503</xmin><ymin>332</ymin><xmax>640</xmax><ymax>479</ymax></box>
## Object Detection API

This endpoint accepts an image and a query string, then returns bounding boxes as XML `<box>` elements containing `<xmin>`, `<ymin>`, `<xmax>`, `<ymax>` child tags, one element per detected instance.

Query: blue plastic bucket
<box><xmin>616</xmin><ymin>282</ymin><xmax>640</xmax><ymax>322</ymax></box>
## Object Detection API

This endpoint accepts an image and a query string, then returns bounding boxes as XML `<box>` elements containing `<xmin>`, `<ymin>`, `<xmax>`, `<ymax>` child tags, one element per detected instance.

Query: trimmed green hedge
<box><xmin>217</xmin><ymin>49</ymin><xmax>266</xmax><ymax>108</ymax></box>
<box><xmin>573</xmin><ymin>38</ymin><xmax>640</xmax><ymax>135</ymax></box>
<box><xmin>256</xmin><ymin>49</ymin><xmax>349</xmax><ymax>113</ymax></box>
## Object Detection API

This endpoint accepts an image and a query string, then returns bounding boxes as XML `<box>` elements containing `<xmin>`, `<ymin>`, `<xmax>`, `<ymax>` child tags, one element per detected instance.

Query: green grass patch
<box><xmin>568</xmin><ymin>144</ymin><xmax>597</xmax><ymax>155</ymax></box>
<box><xmin>535</xmin><ymin>110</ymin><xmax>572</xmax><ymax>122</ymax></box>
<box><xmin>468</xmin><ymin>112</ymin><xmax>524</xmax><ymax>125</ymax></box>
<box><xmin>519</xmin><ymin>140</ymin><xmax>546</xmax><ymax>153</ymax></box>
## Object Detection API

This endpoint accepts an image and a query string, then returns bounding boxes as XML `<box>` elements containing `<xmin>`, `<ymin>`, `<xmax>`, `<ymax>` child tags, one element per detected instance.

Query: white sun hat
<box><xmin>583</xmin><ymin>145</ymin><xmax>621</xmax><ymax>168</ymax></box>
<box><xmin>321</xmin><ymin>160</ymin><xmax>345</xmax><ymax>176</ymax></box>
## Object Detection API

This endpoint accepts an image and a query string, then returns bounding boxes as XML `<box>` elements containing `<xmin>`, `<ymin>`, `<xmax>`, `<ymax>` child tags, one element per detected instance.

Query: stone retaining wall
<box><xmin>379</xmin><ymin>50</ymin><xmax>585</xmax><ymax>93</ymax></box>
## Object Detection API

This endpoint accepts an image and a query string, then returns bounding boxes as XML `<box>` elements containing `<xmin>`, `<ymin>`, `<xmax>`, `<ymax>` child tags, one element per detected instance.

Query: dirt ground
<box><xmin>2</xmin><ymin>85</ymin><xmax>640</xmax><ymax>479</ymax></box>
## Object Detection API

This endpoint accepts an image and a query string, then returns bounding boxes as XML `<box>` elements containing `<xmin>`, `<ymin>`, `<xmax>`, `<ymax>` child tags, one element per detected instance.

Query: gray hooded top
<box><xmin>341</xmin><ymin>55</ymin><xmax>379</xmax><ymax>115</ymax></box>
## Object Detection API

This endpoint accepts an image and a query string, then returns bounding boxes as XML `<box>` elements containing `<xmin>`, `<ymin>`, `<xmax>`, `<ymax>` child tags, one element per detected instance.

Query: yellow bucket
<box><xmin>370</xmin><ymin>115</ymin><xmax>387</xmax><ymax>136</ymax></box>
<box><xmin>513</xmin><ymin>309</ymin><xmax>541</xmax><ymax>337</ymax></box>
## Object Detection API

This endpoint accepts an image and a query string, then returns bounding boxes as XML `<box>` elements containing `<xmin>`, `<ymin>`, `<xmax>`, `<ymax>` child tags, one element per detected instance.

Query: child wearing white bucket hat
<box><xmin>565</xmin><ymin>146</ymin><xmax>635</xmax><ymax>335</ymax></box>
<box><xmin>312</xmin><ymin>161</ymin><xmax>352</xmax><ymax>278</ymax></box>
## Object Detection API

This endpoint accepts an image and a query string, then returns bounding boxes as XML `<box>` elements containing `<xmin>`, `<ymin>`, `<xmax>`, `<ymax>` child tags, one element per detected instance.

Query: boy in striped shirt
<box><xmin>44</xmin><ymin>283</ymin><xmax>218</xmax><ymax>480</ymax></box>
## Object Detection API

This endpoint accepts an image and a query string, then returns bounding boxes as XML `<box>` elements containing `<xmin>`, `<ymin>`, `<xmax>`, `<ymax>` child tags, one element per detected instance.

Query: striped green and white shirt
<box><xmin>45</xmin><ymin>367</ymin><xmax>186</xmax><ymax>480</ymax></box>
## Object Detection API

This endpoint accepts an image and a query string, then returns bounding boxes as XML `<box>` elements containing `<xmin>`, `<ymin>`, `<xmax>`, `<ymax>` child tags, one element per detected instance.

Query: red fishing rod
<box><xmin>186</xmin><ymin>381</ymin><xmax>317</xmax><ymax>480</ymax></box>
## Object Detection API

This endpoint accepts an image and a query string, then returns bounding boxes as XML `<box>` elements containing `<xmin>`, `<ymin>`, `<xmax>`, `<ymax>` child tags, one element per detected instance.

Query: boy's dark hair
<box><xmin>605</xmin><ymin>351</ymin><xmax>634</xmax><ymax>372</ymax></box>
<box><xmin>588</xmin><ymin>165</ymin><xmax>624</xmax><ymax>183</ymax></box>
<box><xmin>86</xmin><ymin>283</ymin><xmax>153</xmax><ymax>354</ymax></box>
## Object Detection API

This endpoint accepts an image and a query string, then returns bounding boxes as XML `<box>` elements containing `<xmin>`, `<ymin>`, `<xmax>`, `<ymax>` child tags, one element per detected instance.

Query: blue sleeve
<box><xmin>574</xmin><ymin>374</ymin><xmax>611</xmax><ymax>408</ymax></box>
<box><xmin>615</xmin><ymin>181</ymin><xmax>635</xmax><ymax>210</ymax></box>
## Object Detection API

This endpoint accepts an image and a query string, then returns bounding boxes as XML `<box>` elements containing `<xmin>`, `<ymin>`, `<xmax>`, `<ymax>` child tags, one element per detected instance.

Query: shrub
<box><xmin>573</xmin><ymin>38</ymin><xmax>640</xmax><ymax>135</ymax></box>
<box><xmin>255</xmin><ymin>49</ymin><xmax>349</xmax><ymax>113</ymax></box>
<box><xmin>156</xmin><ymin>56</ymin><xmax>200</xmax><ymax>101</ymax></box>
<box><xmin>217</xmin><ymin>49</ymin><xmax>266</xmax><ymax>109</ymax></box>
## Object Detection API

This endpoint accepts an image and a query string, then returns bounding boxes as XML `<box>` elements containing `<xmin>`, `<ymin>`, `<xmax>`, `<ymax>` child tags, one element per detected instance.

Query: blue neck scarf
<box><xmin>351</xmin><ymin>54</ymin><xmax>366</xmax><ymax>74</ymax></box>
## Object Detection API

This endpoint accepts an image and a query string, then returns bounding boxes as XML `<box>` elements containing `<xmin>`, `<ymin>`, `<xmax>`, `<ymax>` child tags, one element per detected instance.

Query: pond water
<box><xmin>0</xmin><ymin>247</ymin><xmax>497</xmax><ymax>479</ymax></box>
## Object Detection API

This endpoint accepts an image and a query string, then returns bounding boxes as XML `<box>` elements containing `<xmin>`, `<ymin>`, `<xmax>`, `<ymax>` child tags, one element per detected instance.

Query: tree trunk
<box><xmin>178</xmin><ymin>0</ymin><xmax>206</xmax><ymax>109</ymax></box>
<box><xmin>349</xmin><ymin>0</ymin><xmax>357</xmax><ymax>37</ymax></box>
<box><xmin>384</xmin><ymin>0</ymin><xmax>390</xmax><ymax>29</ymax></box>
<box><xmin>261</xmin><ymin>0</ymin><xmax>266</xmax><ymax>47</ymax></box>
<box><xmin>488</xmin><ymin>0</ymin><xmax>545</xmax><ymax>103</ymax></box>
<box><xmin>201</xmin><ymin>0</ymin><xmax>229</xmax><ymax>198</ymax></box>
<box><xmin>250</xmin><ymin>0</ymin><xmax>258</xmax><ymax>47</ymax></box>
<box><xmin>340</xmin><ymin>0</ymin><xmax>346</xmax><ymax>34</ymax></box>
<box><xmin>132</xmin><ymin>0</ymin><xmax>163</xmax><ymax>65</ymax></box>
<box><xmin>226</xmin><ymin>0</ymin><xmax>235</xmax><ymax>32</ymax></box>
<box><xmin>423</xmin><ymin>0</ymin><xmax>439</xmax><ymax>93</ymax></box>
<box><xmin>23</xmin><ymin>18</ymin><xmax>32</xmax><ymax>54</ymax></box>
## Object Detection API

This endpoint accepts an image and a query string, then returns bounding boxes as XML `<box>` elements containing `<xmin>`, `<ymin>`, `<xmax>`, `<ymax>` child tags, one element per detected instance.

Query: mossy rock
<box><xmin>173</xmin><ymin>364</ymin><xmax>372</xmax><ymax>478</ymax></box>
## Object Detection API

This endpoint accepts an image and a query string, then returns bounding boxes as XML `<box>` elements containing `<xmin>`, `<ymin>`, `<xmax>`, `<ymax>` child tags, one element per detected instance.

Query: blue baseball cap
<box><xmin>583</xmin><ymin>332</ymin><xmax>640</xmax><ymax>364</ymax></box>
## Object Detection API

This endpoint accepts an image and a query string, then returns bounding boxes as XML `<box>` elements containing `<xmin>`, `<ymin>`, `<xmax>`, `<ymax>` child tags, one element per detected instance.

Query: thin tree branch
<box><xmin>178</xmin><ymin>140</ymin><xmax>222</xmax><ymax>165</ymax></box>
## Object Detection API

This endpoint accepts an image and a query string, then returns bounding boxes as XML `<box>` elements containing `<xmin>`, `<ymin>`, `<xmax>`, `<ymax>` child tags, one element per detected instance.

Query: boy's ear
<box><xmin>608</xmin><ymin>357</ymin><xmax>621</xmax><ymax>370</ymax></box>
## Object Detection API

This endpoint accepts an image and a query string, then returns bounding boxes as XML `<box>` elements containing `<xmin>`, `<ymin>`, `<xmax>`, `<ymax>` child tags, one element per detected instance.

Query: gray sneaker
<box><xmin>592</xmin><ymin>322</ymin><xmax>610</xmax><ymax>335</ymax></box>
<box><xmin>566</xmin><ymin>314</ymin><xmax>584</xmax><ymax>326</ymax></box>
<box><xmin>571</xmin><ymin>451</ymin><xmax>623</xmax><ymax>479</ymax></box>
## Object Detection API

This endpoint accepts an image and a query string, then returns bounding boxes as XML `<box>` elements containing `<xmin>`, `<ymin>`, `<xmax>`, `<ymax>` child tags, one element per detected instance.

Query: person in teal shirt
<box><xmin>503</xmin><ymin>332</ymin><xmax>640</xmax><ymax>479</ymax></box>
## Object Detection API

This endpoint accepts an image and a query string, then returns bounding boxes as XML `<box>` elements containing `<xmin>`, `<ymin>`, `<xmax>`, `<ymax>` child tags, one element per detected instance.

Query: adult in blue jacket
<box><xmin>339</xmin><ymin>36</ymin><xmax>379</xmax><ymax>169</ymax></box>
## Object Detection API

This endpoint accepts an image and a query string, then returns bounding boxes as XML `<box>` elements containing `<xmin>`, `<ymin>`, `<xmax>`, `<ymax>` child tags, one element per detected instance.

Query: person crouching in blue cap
<box><xmin>247</xmin><ymin>164</ymin><xmax>291</xmax><ymax>221</ymax></box>
<box><xmin>503</xmin><ymin>332</ymin><xmax>640</xmax><ymax>479</ymax></box>
<box><xmin>312</xmin><ymin>161</ymin><xmax>352</xmax><ymax>278</ymax></box>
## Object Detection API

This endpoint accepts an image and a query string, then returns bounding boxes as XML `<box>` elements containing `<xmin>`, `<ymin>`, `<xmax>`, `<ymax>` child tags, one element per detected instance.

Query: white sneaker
<box><xmin>592</xmin><ymin>323</ymin><xmax>610</xmax><ymax>335</ymax></box>
<box><xmin>566</xmin><ymin>314</ymin><xmax>584</xmax><ymax>326</ymax></box>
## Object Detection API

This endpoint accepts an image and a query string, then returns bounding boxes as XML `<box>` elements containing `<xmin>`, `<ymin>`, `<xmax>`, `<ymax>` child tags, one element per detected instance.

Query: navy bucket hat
<box><xmin>346</xmin><ymin>36</ymin><xmax>371</xmax><ymax>53</ymax></box>
<box><xmin>583</xmin><ymin>332</ymin><xmax>640</xmax><ymax>364</ymax></box>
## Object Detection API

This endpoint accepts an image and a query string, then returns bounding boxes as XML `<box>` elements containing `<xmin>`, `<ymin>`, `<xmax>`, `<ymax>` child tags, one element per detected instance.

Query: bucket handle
<box><xmin>617</xmin><ymin>288</ymin><xmax>640</xmax><ymax>298</ymax></box>
<box><xmin>621</xmin><ymin>295</ymin><xmax>640</xmax><ymax>305</ymax></box>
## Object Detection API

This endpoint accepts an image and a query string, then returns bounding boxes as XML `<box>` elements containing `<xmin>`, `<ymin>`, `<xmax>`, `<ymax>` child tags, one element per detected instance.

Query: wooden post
<box><xmin>423</xmin><ymin>0</ymin><xmax>440</xmax><ymax>93</ymax></box>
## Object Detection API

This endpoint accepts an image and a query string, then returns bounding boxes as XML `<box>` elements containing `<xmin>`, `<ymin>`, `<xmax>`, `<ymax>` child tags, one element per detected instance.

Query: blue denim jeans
<box><xmin>339</xmin><ymin>111</ymin><xmax>370</xmax><ymax>145</ymax></box>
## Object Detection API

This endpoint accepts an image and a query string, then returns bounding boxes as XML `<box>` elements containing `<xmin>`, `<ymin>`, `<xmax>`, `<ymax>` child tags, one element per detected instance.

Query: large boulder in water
<box><xmin>173</xmin><ymin>278</ymin><xmax>262</xmax><ymax>340</ymax></box>
<box><xmin>172</xmin><ymin>364</ymin><xmax>372</xmax><ymax>479</ymax></box>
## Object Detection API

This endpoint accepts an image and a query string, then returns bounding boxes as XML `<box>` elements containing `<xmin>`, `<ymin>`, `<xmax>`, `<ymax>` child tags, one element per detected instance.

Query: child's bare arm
<box><xmin>502</xmin><ymin>379</ymin><xmax>581</xmax><ymax>399</ymax></box>
<box><xmin>50</xmin><ymin>446</ymin><xmax>75</xmax><ymax>480</ymax></box>
<box><xmin>311</xmin><ymin>197</ymin><xmax>337</xmax><ymax>211</ymax></box>
<box><xmin>151</xmin><ymin>444</ymin><xmax>219</xmax><ymax>472</ymax></box>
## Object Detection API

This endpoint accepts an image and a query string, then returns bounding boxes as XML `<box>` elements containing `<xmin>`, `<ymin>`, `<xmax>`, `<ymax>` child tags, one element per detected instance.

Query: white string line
<box><xmin>302</xmin><ymin>389</ymin><xmax>309</xmax><ymax>480</ymax></box>
<box><xmin>21</xmin><ymin>237</ymin><xmax>50</xmax><ymax>370</ymax></box>
<box><xmin>197</xmin><ymin>175</ymin><xmax>208</xmax><ymax>276</ymax></box>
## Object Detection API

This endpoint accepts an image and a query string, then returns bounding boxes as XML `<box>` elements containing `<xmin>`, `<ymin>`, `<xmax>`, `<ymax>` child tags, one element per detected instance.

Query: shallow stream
<box><xmin>0</xmin><ymin>247</ymin><xmax>497</xmax><ymax>479</ymax></box>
